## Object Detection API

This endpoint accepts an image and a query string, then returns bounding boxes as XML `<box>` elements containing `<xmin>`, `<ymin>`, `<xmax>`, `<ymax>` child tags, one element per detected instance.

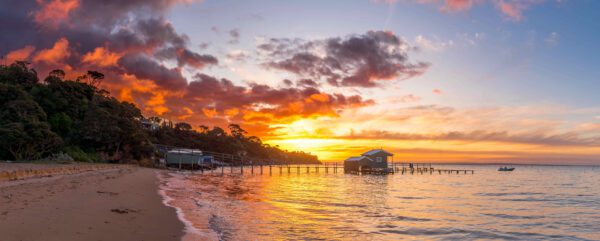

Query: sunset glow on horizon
<box><xmin>3</xmin><ymin>0</ymin><xmax>600</xmax><ymax>164</ymax></box>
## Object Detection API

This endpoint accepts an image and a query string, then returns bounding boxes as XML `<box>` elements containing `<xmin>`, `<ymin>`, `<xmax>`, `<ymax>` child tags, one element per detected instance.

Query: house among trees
<box><xmin>344</xmin><ymin>149</ymin><xmax>393</xmax><ymax>173</ymax></box>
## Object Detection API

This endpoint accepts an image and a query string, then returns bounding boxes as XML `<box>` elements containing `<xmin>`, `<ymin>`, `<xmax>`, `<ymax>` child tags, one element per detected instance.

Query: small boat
<box><xmin>498</xmin><ymin>166</ymin><xmax>515</xmax><ymax>171</ymax></box>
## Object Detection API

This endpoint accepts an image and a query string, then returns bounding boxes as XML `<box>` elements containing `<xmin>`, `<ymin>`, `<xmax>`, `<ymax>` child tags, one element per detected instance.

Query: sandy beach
<box><xmin>0</xmin><ymin>164</ymin><xmax>184</xmax><ymax>241</ymax></box>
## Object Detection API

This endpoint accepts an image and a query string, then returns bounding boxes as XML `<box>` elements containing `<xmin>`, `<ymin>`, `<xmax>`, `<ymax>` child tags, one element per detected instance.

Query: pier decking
<box><xmin>190</xmin><ymin>163</ymin><xmax>474</xmax><ymax>175</ymax></box>
<box><xmin>156</xmin><ymin>145</ymin><xmax>475</xmax><ymax>175</ymax></box>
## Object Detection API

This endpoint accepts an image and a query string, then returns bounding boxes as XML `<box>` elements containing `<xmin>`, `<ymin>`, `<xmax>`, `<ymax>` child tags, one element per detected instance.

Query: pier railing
<box><xmin>191</xmin><ymin>163</ymin><xmax>474</xmax><ymax>175</ymax></box>
<box><xmin>155</xmin><ymin>145</ymin><xmax>474</xmax><ymax>175</ymax></box>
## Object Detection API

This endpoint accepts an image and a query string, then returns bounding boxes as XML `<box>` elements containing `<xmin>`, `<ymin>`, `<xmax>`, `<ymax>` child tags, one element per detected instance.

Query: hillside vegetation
<box><xmin>0</xmin><ymin>62</ymin><xmax>319</xmax><ymax>165</ymax></box>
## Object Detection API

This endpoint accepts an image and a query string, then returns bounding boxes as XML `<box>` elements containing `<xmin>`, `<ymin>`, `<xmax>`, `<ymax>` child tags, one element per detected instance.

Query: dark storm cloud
<box><xmin>260</xmin><ymin>31</ymin><xmax>430</xmax><ymax>87</ymax></box>
<box><xmin>155</xmin><ymin>47</ymin><xmax>219</xmax><ymax>68</ymax></box>
<box><xmin>183</xmin><ymin>73</ymin><xmax>374</xmax><ymax>118</ymax></box>
<box><xmin>0</xmin><ymin>0</ymin><xmax>378</xmax><ymax>134</ymax></box>
<box><xmin>118</xmin><ymin>54</ymin><xmax>188</xmax><ymax>90</ymax></box>
<box><xmin>297</xmin><ymin>79</ymin><xmax>319</xmax><ymax>87</ymax></box>
<box><xmin>0</xmin><ymin>0</ymin><xmax>217</xmax><ymax>79</ymax></box>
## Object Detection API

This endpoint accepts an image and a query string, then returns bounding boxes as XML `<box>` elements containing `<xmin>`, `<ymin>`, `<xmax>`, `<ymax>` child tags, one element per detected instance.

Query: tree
<box><xmin>175</xmin><ymin>122</ymin><xmax>192</xmax><ymax>131</ymax></box>
<box><xmin>0</xmin><ymin>83</ymin><xmax>61</xmax><ymax>160</ymax></box>
<box><xmin>228</xmin><ymin>124</ymin><xmax>247</xmax><ymax>139</ymax></box>
<box><xmin>0</xmin><ymin>61</ymin><xmax>39</xmax><ymax>89</ymax></box>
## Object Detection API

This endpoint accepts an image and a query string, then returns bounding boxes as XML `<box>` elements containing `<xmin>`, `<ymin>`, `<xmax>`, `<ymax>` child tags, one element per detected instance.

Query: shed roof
<box><xmin>361</xmin><ymin>149</ymin><xmax>393</xmax><ymax>156</ymax></box>
<box><xmin>344</xmin><ymin>156</ymin><xmax>373</xmax><ymax>162</ymax></box>
<box><xmin>168</xmin><ymin>149</ymin><xmax>203</xmax><ymax>155</ymax></box>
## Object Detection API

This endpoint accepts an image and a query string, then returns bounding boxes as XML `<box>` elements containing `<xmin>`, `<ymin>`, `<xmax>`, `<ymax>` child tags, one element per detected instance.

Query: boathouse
<box><xmin>344</xmin><ymin>149</ymin><xmax>393</xmax><ymax>173</ymax></box>
<box><xmin>165</xmin><ymin>149</ymin><xmax>214</xmax><ymax>169</ymax></box>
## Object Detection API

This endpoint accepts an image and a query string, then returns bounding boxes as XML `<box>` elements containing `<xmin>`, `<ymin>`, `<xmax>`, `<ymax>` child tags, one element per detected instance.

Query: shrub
<box><xmin>63</xmin><ymin>146</ymin><xmax>101</xmax><ymax>162</ymax></box>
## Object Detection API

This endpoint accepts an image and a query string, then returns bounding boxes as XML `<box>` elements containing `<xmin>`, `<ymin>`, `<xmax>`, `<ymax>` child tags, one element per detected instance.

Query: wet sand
<box><xmin>0</xmin><ymin>164</ymin><xmax>184</xmax><ymax>241</ymax></box>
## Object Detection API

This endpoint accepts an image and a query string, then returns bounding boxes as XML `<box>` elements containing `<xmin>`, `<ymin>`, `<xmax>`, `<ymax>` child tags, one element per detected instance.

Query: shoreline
<box><xmin>0</xmin><ymin>164</ymin><xmax>184</xmax><ymax>241</ymax></box>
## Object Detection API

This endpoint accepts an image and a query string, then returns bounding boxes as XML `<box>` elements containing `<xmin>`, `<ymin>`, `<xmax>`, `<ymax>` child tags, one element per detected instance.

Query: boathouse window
<box><xmin>376</xmin><ymin>157</ymin><xmax>382</xmax><ymax>162</ymax></box>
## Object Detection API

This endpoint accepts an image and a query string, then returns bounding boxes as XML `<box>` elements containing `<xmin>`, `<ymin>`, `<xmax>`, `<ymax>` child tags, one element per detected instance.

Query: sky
<box><xmin>2</xmin><ymin>0</ymin><xmax>600</xmax><ymax>164</ymax></box>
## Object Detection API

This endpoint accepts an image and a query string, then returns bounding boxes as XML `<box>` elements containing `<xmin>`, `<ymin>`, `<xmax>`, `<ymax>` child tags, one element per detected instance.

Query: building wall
<box><xmin>166</xmin><ymin>153</ymin><xmax>202</xmax><ymax>165</ymax></box>
<box><xmin>344</xmin><ymin>158</ymin><xmax>388</xmax><ymax>172</ymax></box>
<box><xmin>363</xmin><ymin>153</ymin><xmax>389</xmax><ymax>168</ymax></box>
<box><xmin>344</xmin><ymin>160</ymin><xmax>361</xmax><ymax>172</ymax></box>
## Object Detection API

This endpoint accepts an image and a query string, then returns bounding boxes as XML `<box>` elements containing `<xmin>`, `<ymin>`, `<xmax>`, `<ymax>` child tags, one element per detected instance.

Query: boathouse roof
<box><xmin>167</xmin><ymin>149</ymin><xmax>203</xmax><ymax>155</ymax></box>
<box><xmin>362</xmin><ymin>149</ymin><xmax>393</xmax><ymax>156</ymax></box>
<box><xmin>344</xmin><ymin>156</ymin><xmax>373</xmax><ymax>162</ymax></box>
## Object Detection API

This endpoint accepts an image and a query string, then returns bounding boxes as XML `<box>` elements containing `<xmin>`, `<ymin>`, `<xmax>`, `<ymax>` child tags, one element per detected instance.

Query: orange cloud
<box><xmin>442</xmin><ymin>0</ymin><xmax>479</xmax><ymax>12</ymax></box>
<box><xmin>496</xmin><ymin>0</ymin><xmax>523</xmax><ymax>21</ymax></box>
<box><xmin>308</xmin><ymin>93</ymin><xmax>330</xmax><ymax>103</ymax></box>
<box><xmin>119</xmin><ymin>88</ymin><xmax>135</xmax><ymax>103</ymax></box>
<box><xmin>177</xmin><ymin>107</ymin><xmax>194</xmax><ymax>120</ymax></box>
<box><xmin>224</xmin><ymin>108</ymin><xmax>240</xmax><ymax>117</ymax></box>
<box><xmin>82</xmin><ymin>47</ymin><xmax>121</xmax><ymax>67</ymax></box>
<box><xmin>202</xmin><ymin>108</ymin><xmax>218</xmax><ymax>118</ymax></box>
<box><xmin>6</xmin><ymin>46</ymin><xmax>36</xmax><ymax>63</ymax></box>
<box><xmin>33</xmin><ymin>0</ymin><xmax>80</xmax><ymax>27</ymax></box>
<box><xmin>146</xmin><ymin>93</ymin><xmax>169</xmax><ymax>115</ymax></box>
<box><xmin>402</xmin><ymin>0</ymin><xmax>541</xmax><ymax>21</ymax></box>
<box><xmin>33</xmin><ymin>38</ymin><xmax>70</xmax><ymax>65</ymax></box>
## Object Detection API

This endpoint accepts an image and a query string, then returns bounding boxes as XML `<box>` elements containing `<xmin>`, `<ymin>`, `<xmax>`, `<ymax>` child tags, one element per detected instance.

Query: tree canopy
<box><xmin>0</xmin><ymin>62</ymin><xmax>319</xmax><ymax>164</ymax></box>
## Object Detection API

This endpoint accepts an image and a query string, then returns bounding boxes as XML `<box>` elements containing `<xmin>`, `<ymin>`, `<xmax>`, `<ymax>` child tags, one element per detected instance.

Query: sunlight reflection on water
<box><xmin>160</xmin><ymin>165</ymin><xmax>600</xmax><ymax>240</ymax></box>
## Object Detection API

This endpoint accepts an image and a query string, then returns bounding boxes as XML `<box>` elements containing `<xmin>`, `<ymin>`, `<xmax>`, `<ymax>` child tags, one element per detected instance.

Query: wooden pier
<box><xmin>156</xmin><ymin>145</ymin><xmax>475</xmax><ymax>176</ymax></box>
<box><xmin>192</xmin><ymin>163</ymin><xmax>474</xmax><ymax>175</ymax></box>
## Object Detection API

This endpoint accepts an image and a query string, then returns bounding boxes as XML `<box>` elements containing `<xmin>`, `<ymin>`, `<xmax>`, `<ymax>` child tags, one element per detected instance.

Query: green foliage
<box><xmin>0</xmin><ymin>61</ymin><xmax>39</xmax><ymax>89</ymax></box>
<box><xmin>148</xmin><ymin>121</ymin><xmax>320</xmax><ymax>164</ymax></box>
<box><xmin>0</xmin><ymin>83</ymin><xmax>62</xmax><ymax>160</ymax></box>
<box><xmin>62</xmin><ymin>146</ymin><xmax>100</xmax><ymax>163</ymax></box>
<box><xmin>0</xmin><ymin>61</ymin><xmax>318</xmax><ymax>164</ymax></box>
<box><xmin>0</xmin><ymin>62</ymin><xmax>152</xmax><ymax>162</ymax></box>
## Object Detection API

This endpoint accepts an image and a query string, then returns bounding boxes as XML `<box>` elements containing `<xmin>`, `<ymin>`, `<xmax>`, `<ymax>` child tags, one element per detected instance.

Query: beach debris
<box><xmin>193</xmin><ymin>199</ymin><xmax>203</xmax><ymax>208</ymax></box>
<box><xmin>110</xmin><ymin>208</ymin><xmax>137</xmax><ymax>214</ymax></box>
<box><xmin>97</xmin><ymin>191</ymin><xmax>119</xmax><ymax>196</ymax></box>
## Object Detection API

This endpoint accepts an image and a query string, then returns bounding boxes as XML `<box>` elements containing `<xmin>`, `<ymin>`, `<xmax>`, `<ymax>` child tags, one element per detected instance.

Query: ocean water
<box><xmin>158</xmin><ymin>165</ymin><xmax>600</xmax><ymax>241</ymax></box>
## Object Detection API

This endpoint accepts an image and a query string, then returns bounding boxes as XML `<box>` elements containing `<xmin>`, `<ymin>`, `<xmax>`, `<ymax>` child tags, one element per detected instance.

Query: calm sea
<box><xmin>158</xmin><ymin>165</ymin><xmax>600</xmax><ymax>240</ymax></box>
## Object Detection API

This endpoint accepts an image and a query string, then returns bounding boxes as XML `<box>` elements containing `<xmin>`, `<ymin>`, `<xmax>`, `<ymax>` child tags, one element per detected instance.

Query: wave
<box><xmin>156</xmin><ymin>171</ymin><xmax>219</xmax><ymax>241</ymax></box>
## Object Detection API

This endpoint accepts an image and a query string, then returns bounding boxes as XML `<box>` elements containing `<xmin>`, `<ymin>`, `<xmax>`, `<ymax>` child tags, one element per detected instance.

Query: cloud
<box><xmin>183</xmin><ymin>74</ymin><xmax>375</xmax><ymax>121</ymax></box>
<box><xmin>225</xmin><ymin>50</ymin><xmax>248</xmax><ymax>62</ymax></box>
<box><xmin>260</xmin><ymin>31</ymin><xmax>429</xmax><ymax>87</ymax></box>
<box><xmin>297</xmin><ymin>79</ymin><xmax>319</xmax><ymax>87</ymax></box>
<box><xmin>1</xmin><ymin>0</ymin><xmax>216</xmax><ymax>72</ymax></box>
<box><xmin>380</xmin><ymin>0</ymin><xmax>543</xmax><ymax>21</ymax></box>
<box><xmin>32</xmin><ymin>38</ymin><xmax>71</xmax><ymax>65</ymax></box>
<box><xmin>341</xmin><ymin>129</ymin><xmax>600</xmax><ymax>147</ymax></box>
<box><xmin>82</xmin><ymin>47</ymin><xmax>121</xmax><ymax>67</ymax></box>
<box><xmin>459</xmin><ymin>32</ymin><xmax>485</xmax><ymax>46</ymax></box>
<box><xmin>6</xmin><ymin>46</ymin><xmax>36</xmax><ymax>63</ymax></box>
<box><xmin>0</xmin><ymin>0</ymin><xmax>382</xmax><ymax>139</ymax></box>
<box><xmin>392</xmin><ymin>94</ymin><xmax>422</xmax><ymax>103</ymax></box>
<box><xmin>155</xmin><ymin>46</ymin><xmax>219</xmax><ymax>68</ymax></box>
<box><xmin>443</xmin><ymin>0</ymin><xmax>479</xmax><ymax>11</ymax></box>
<box><xmin>414</xmin><ymin>35</ymin><xmax>454</xmax><ymax>52</ymax></box>
<box><xmin>228</xmin><ymin>28</ymin><xmax>240</xmax><ymax>44</ymax></box>
<box><xmin>545</xmin><ymin>31</ymin><xmax>560</xmax><ymax>46</ymax></box>
<box><xmin>496</xmin><ymin>0</ymin><xmax>523</xmax><ymax>21</ymax></box>
<box><xmin>494</xmin><ymin>0</ymin><xmax>544</xmax><ymax>21</ymax></box>
<box><xmin>117</xmin><ymin>54</ymin><xmax>188</xmax><ymax>90</ymax></box>
<box><xmin>33</xmin><ymin>0</ymin><xmax>80</xmax><ymax>28</ymax></box>
<box><xmin>433</xmin><ymin>88</ymin><xmax>443</xmax><ymax>94</ymax></box>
